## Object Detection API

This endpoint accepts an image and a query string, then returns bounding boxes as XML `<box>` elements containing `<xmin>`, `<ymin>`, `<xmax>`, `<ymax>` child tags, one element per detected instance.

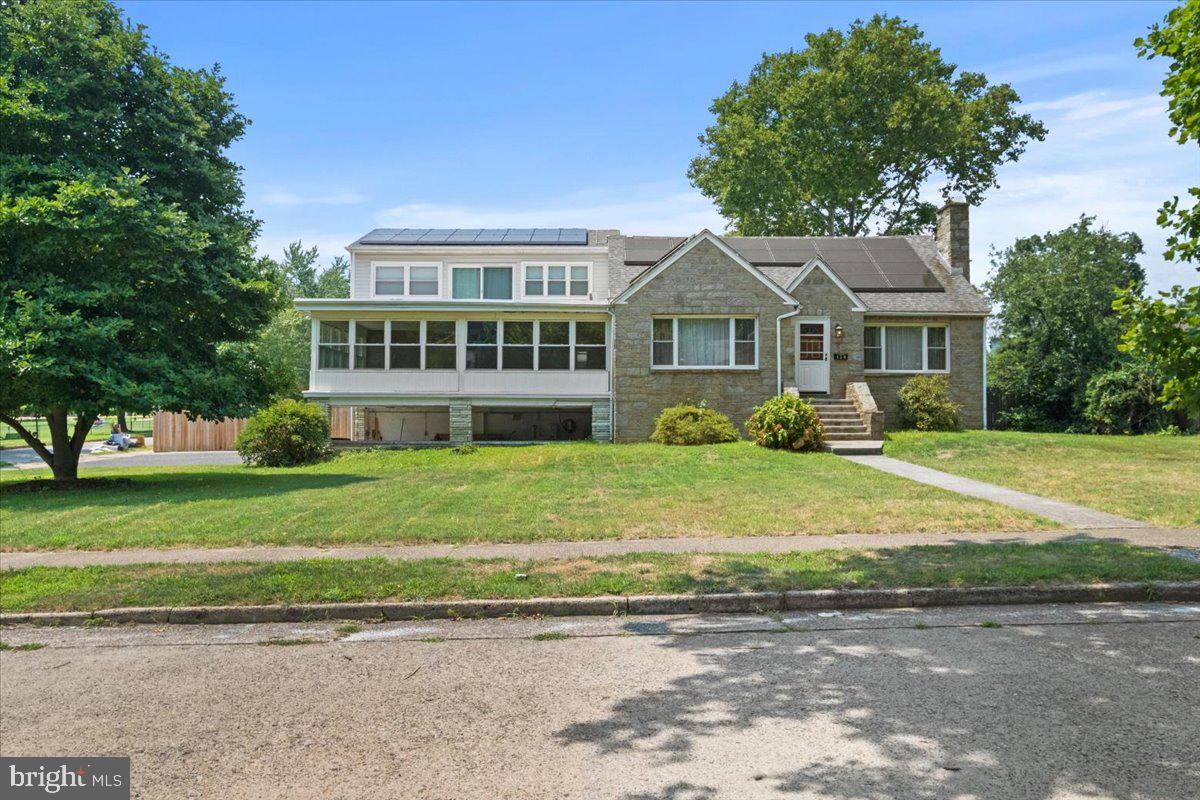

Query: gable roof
<box><xmin>612</xmin><ymin>230</ymin><xmax>798</xmax><ymax>305</ymax></box>
<box><xmin>785</xmin><ymin>258</ymin><xmax>866</xmax><ymax>312</ymax></box>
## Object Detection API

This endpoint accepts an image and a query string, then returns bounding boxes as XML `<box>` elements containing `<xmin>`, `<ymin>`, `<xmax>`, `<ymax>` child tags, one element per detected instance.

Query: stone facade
<box><xmin>591</xmin><ymin>399</ymin><xmax>612</xmax><ymax>441</ymax></box>
<box><xmin>862</xmin><ymin>316</ymin><xmax>986</xmax><ymax>429</ymax></box>
<box><xmin>936</xmin><ymin>201</ymin><xmax>970</xmax><ymax>281</ymax></box>
<box><xmin>612</xmin><ymin>239</ymin><xmax>792</xmax><ymax>442</ymax></box>
<box><xmin>448</xmin><ymin>399</ymin><xmax>472</xmax><ymax>443</ymax></box>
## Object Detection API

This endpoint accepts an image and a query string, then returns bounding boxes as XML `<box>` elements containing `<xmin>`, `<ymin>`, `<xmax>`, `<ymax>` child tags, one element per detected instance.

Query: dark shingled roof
<box><xmin>623</xmin><ymin>235</ymin><xmax>942</xmax><ymax>292</ymax></box>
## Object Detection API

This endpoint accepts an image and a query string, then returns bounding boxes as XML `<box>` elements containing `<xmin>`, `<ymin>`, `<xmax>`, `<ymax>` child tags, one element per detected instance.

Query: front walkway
<box><xmin>3</xmin><ymin>528</ymin><xmax>1196</xmax><ymax>571</ymax></box>
<box><xmin>842</xmin><ymin>455</ymin><xmax>1148</xmax><ymax>529</ymax></box>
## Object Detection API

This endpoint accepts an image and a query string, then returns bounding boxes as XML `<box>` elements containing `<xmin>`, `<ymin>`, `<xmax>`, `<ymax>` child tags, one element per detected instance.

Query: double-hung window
<box><xmin>373</xmin><ymin>263</ymin><xmax>440</xmax><ymax>297</ymax></box>
<box><xmin>318</xmin><ymin>321</ymin><xmax>350</xmax><ymax>369</ymax></box>
<box><xmin>574</xmin><ymin>321</ymin><xmax>606</xmax><ymax>369</ymax></box>
<box><xmin>453</xmin><ymin>266</ymin><xmax>513</xmax><ymax>300</ymax></box>
<box><xmin>388</xmin><ymin>321</ymin><xmax>457</xmax><ymax>370</ymax></box>
<box><xmin>466</xmin><ymin>321</ymin><xmax>498</xmax><ymax>369</ymax></box>
<box><xmin>651</xmin><ymin>316</ymin><xmax>757</xmax><ymax>369</ymax></box>
<box><xmin>538</xmin><ymin>321</ymin><xmax>570</xmax><ymax>369</ymax></box>
<box><xmin>354</xmin><ymin>321</ymin><xmax>386</xmax><ymax>368</ymax></box>
<box><xmin>523</xmin><ymin>264</ymin><xmax>590</xmax><ymax>297</ymax></box>
<box><xmin>502</xmin><ymin>321</ymin><xmax>534</xmax><ymax>369</ymax></box>
<box><xmin>864</xmin><ymin>325</ymin><xmax>949</xmax><ymax>372</ymax></box>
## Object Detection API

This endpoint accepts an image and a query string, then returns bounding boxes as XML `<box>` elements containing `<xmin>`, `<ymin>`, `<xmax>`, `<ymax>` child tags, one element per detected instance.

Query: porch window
<box><xmin>354</xmin><ymin>321</ymin><xmax>386</xmax><ymax>369</ymax></box>
<box><xmin>864</xmin><ymin>325</ymin><xmax>950</xmax><ymax>372</ymax></box>
<box><xmin>502</xmin><ymin>321</ymin><xmax>534</xmax><ymax>369</ymax></box>
<box><xmin>453</xmin><ymin>266</ymin><xmax>513</xmax><ymax>300</ymax></box>
<box><xmin>651</xmin><ymin>317</ymin><xmax>757</xmax><ymax>369</ymax></box>
<box><xmin>466</xmin><ymin>321</ymin><xmax>498</xmax><ymax>369</ymax></box>
<box><xmin>523</xmin><ymin>263</ymin><xmax>590</xmax><ymax>297</ymax></box>
<box><xmin>538</xmin><ymin>321</ymin><xmax>570</xmax><ymax>370</ymax></box>
<box><xmin>424</xmin><ymin>321</ymin><xmax>457</xmax><ymax>369</ymax></box>
<box><xmin>389</xmin><ymin>321</ymin><xmax>421</xmax><ymax>369</ymax></box>
<box><xmin>318</xmin><ymin>321</ymin><xmax>350</xmax><ymax>369</ymax></box>
<box><xmin>574</xmin><ymin>321</ymin><xmax>607</xmax><ymax>370</ymax></box>
<box><xmin>373</xmin><ymin>263</ymin><xmax>440</xmax><ymax>297</ymax></box>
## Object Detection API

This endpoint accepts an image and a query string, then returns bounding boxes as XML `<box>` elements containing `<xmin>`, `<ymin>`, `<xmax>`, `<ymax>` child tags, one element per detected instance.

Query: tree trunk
<box><xmin>117</xmin><ymin>410</ymin><xmax>128</xmax><ymax>433</ymax></box>
<box><xmin>6</xmin><ymin>408</ymin><xmax>99</xmax><ymax>482</ymax></box>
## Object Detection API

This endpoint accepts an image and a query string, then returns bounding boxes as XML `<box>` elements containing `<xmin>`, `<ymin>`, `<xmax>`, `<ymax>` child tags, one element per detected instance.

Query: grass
<box><xmin>1</xmin><ymin>417</ymin><xmax>153</xmax><ymax>451</ymax></box>
<box><xmin>529</xmin><ymin>631</ymin><xmax>571</xmax><ymax>641</ymax></box>
<box><xmin>0</xmin><ymin>443</ymin><xmax>1052</xmax><ymax>551</ymax></box>
<box><xmin>2</xmin><ymin>542</ymin><xmax>1196</xmax><ymax>613</ymax></box>
<box><xmin>0</xmin><ymin>641</ymin><xmax>46</xmax><ymax>651</ymax></box>
<box><xmin>259</xmin><ymin>638</ymin><xmax>320</xmax><ymax>647</ymax></box>
<box><xmin>886</xmin><ymin>431</ymin><xmax>1200</xmax><ymax>527</ymax></box>
<box><xmin>335</xmin><ymin>623</ymin><xmax>362</xmax><ymax>635</ymax></box>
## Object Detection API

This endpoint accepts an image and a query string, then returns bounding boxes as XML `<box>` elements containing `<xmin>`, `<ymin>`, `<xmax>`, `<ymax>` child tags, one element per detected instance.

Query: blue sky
<box><xmin>119</xmin><ymin>0</ymin><xmax>1196</xmax><ymax>292</ymax></box>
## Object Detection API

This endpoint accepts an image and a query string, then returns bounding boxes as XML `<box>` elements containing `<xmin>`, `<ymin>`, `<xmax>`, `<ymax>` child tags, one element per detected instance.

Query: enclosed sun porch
<box><xmin>300</xmin><ymin>305</ymin><xmax>613</xmax><ymax>445</ymax></box>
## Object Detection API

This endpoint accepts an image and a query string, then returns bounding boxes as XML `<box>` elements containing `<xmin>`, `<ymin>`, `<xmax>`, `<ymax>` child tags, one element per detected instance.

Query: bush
<box><xmin>1083</xmin><ymin>362</ymin><xmax>1173</xmax><ymax>435</ymax></box>
<box><xmin>746</xmin><ymin>394</ymin><xmax>825</xmax><ymax>451</ymax></box>
<box><xmin>235</xmin><ymin>399</ymin><xmax>330</xmax><ymax>467</ymax></box>
<box><xmin>649</xmin><ymin>402</ymin><xmax>740</xmax><ymax>445</ymax></box>
<box><xmin>897</xmin><ymin>375</ymin><xmax>961</xmax><ymax>431</ymax></box>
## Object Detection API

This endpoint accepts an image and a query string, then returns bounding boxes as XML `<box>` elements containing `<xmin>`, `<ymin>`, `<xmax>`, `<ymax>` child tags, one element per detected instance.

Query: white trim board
<box><xmin>612</xmin><ymin>230</ymin><xmax>797</xmax><ymax>306</ymax></box>
<box><xmin>785</xmin><ymin>257</ymin><xmax>867</xmax><ymax>312</ymax></box>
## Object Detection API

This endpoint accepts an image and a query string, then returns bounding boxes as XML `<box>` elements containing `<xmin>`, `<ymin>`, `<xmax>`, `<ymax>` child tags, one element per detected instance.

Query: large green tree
<box><xmin>688</xmin><ymin>15</ymin><xmax>1047</xmax><ymax>236</ymax></box>
<box><xmin>0</xmin><ymin>0</ymin><xmax>275</xmax><ymax>480</ymax></box>
<box><xmin>1116</xmin><ymin>0</ymin><xmax>1200</xmax><ymax>415</ymax></box>
<box><xmin>987</xmin><ymin>218</ymin><xmax>1146</xmax><ymax>431</ymax></box>
<box><xmin>251</xmin><ymin>242</ymin><xmax>350</xmax><ymax>398</ymax></box>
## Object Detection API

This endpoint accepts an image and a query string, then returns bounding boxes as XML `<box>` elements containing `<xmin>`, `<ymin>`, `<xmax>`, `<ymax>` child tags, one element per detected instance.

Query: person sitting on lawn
<box><xmin>108</xmin><ymin>422</ymin><xmax>131</xmax><ymax>449</ymax></box>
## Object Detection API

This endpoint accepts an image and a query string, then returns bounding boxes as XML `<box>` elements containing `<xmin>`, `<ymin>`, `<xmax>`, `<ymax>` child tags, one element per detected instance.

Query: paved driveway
<box><xmin>1</xmin><ymin>447</ymin><xmax>240</xmax><ymax>470</ymax></box>
<box><xmin>2</xmin><ymin>602</ymin><xmax>1197</xmax><ymax>799</ymax></box>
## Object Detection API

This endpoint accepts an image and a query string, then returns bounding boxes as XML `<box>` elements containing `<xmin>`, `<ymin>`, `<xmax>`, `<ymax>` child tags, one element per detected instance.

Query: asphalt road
<box><xmin>1</xmin><ymin>447</ymin><xmax>240</xmax><ymax>469</ymax></box>
<box><xmin>2</xmin><ymin>602</ymin><xmax>1198</xmax><ymax>799</ymax></box>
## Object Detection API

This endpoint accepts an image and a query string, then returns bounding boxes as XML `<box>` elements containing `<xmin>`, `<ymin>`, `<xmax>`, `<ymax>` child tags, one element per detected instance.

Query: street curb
<box><xmin>3</xmin><ymin>581</ymin><xmax>1199</xmax><ymax>627</ymax></box>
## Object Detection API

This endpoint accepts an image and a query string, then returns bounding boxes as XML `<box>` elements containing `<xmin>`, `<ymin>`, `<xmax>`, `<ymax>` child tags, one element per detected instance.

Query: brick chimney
<box><xmin>936</xmin><ymin>200</ymin><xmax>970</xmax><ymax>281</ymax></box>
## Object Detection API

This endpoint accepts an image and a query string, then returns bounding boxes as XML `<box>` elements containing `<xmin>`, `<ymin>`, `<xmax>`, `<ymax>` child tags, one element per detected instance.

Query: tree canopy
<box><xmin>986</xmin><ymin>218</ymin><xmax>1146</xmax><ymax>431</ymax></box>
<box><xmin>0</xmin><ymin>0</ymin><xmax>275</xmax><ymax>478</ymax></box>
<box><xmin>1117</xmin><ymin>0</ymin><xmax>1200</xmax><ymax>415</ymax></box>
<box><xmin>688</xmin><ymin>15</ymin><xmax>1047</xmax><ymax>236</ymax></box>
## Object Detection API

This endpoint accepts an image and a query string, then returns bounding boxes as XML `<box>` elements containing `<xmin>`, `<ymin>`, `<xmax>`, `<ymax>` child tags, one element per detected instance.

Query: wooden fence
<box><xmin>153</xmin><ymin>406</ymin><xmax>354</xmax><ymax>451</ymax></box>
<box><xmin>152</xmin><ymin>413</ymin><xmax>247</xmax><ymax>452</ymax></box>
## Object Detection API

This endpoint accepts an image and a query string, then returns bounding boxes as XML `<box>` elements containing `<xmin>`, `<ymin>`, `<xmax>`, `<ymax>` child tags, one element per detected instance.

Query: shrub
<box><xmin>649</xmin><ymin>402</ymin><xmax>740</xmax><ymax>445</ymax></box>
<box><xmin>1083</xmin><ymin>362</ymin><xmax>1173</xmax><ymax>434</ymax></box>
<box><xmin>452</xmin><ymin>442</ymin><xmax>479</xmax><ymax>455</ymax></box>
<box><xmin>746</xmin><ymin>394</ymin><xmax>825</xmax><ymax>451</ymax></box>
<box><xmin>897</xmin><ymin>375</ymin><xmax>961</xmax><ymax>431</ymax></box>
<box><xmin>235</xmin><ymin>399</ymin><xmax>330</xmax><ymax>467</ymax></box>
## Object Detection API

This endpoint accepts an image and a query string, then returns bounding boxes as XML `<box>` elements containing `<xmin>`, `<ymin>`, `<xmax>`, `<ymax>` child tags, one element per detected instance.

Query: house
<box><xmin>294</xmin><ymin>201</ymin><xmax>989</xmax><ymax>449</ymax></box>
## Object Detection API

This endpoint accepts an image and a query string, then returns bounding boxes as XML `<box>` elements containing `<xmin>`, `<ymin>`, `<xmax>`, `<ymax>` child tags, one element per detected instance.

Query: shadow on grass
<box><xmin>558</xmin><ymin>617</ymin><xmax>1199</xmax><ymax>799</ymax></box>
<box><xmin>0</xmin><ymin>471</ymin><xmax>378</xmax><ymax>509</ymax></box>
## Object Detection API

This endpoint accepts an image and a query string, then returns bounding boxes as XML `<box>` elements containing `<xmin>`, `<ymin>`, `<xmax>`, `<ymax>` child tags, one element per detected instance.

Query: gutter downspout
<box><xmin>607</xmin><ymin>308</ymin><xmax>617</xmax><ymax>442</ymax></box>
<box><xmin>776</xmin><ymin>305</ymin><xmax>803</xmax><ymax>395</ymax></box>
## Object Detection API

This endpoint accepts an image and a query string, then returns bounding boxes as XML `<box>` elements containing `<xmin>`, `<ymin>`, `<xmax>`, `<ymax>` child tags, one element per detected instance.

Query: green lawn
<box><xmin>1</xmin><ymin>543</ymin><xmax>1194</xmax><ymax>612</ymax></box>
<box><xmin>886</xmin><ymin>431</ymin><xmax>1200</xmax><ymax>528</ymax></box>
<box><xmin>0</xmin><ymin>443</ymin><xmax>1053</xmax><ymax>551</ymax></box>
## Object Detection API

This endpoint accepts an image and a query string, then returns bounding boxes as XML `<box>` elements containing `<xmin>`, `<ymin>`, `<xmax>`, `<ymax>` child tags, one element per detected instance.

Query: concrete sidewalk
<box><xmin>1</xmin><ymin>446</ymin><xmax>240</xmax><ymax>470</ymax></box>
<box><xmin>843</xmin><ymin>455</ymin><xmax>1148</xmax><ymax>528</ymax></box>
<box><xmin>3</xmin><ymin>528</ymin><xmax>1197</xmax><ymax>570</ymax></box>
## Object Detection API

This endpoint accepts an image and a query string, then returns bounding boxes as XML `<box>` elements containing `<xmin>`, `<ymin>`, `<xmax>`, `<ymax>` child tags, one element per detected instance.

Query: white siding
<box><xmin>310</xmin><ymin>368</ymin><xmax>608</xmax><ymax>397</ymax></box>
<box><xmin>350</xmin><ymin>248</ymin><xmax>611</xmax><ymax>302</ymax></box>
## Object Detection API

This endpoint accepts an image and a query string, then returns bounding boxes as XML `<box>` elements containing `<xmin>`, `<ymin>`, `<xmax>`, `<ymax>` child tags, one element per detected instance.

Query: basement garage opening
<box><xmin>473</xmin><ymin>406</ymin><xmax>591</xmax><ymax>442</ymax></box>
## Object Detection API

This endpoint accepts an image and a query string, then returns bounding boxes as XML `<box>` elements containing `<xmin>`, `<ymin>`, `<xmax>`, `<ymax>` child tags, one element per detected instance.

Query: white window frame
<box><xmin>521</xmin><ymin>262</ymin><xmax>593</xmax><ymax>299</ymax></box>
<box><xmin>459</xmin><ymin>320</ymin><xmax>607</xmax><ymax>372</ymax></box>
<box><xmin>649</xmin><ymin>315</ymin><xmax>759</xmax><ymax>370</ymax></box>
<box><xmin>864</xmin><ymin>324</ymin><xmax>951</xmax><ymax>374</ymax></box>
<box><xmin>451</xmin><ymin>265</ymin><xmax>515</xmax><ymax>301</ymax></box>
<box><xmin>352</xmin><ymin>319</ymin><xmax>387</xmax><ymax>370</ymax></box>
<box><xmin>315</xmin><ymin>319</ymin><xmax>351</xmax><ymax>370</ymax></box>
<box><xmin>370</xmin><ymin>261</ymin><xmax>442</xmax><ymax>299</ymax></box>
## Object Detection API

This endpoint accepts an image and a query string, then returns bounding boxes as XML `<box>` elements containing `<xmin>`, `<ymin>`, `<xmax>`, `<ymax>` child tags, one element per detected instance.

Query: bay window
<box><xmin>864</xmin><ymin>325</ymin><xmax>950</xmax><ymax>372</ymax></box>
<box><xmin>453</xmin><ymin>266</ymin><xmax>512</xmax><ymax>300</ymax></box>
<box><xmin>651</xmin><ymin>316</ymin><xmax>757</xmax><ymax>369</ymax></box>
<box><xmin>372</xmin><ymin>263</ymin><xmax>440</xmax><ymax>297</ymax></box>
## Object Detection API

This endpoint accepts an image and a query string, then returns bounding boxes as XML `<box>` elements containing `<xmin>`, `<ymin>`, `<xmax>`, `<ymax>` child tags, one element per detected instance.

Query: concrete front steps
<box><xmin>802</xmin><ymin>396</ymin><xmax>884</xmax><ymax>455</ymax></box>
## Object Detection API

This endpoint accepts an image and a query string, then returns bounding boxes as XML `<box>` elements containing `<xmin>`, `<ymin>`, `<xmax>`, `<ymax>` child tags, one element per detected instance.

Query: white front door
<box><xmin>796</xmin><ymin>320</ymin><xmax>830</xmax><ymax>393</ymax></box>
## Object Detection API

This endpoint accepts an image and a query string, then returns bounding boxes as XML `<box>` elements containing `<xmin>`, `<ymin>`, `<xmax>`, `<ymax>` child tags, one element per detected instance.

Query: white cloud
<box><xmin>986</xmin><ymin>46</ymin><xmax>1134</xmax><ymax>85</ymax></box>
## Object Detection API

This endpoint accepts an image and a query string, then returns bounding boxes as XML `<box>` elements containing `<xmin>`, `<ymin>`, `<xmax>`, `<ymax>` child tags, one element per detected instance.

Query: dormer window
<box><xmin>523</xmin><ymin>263</ymin><xmax>590</xmax><ymax>297</ymax></box>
